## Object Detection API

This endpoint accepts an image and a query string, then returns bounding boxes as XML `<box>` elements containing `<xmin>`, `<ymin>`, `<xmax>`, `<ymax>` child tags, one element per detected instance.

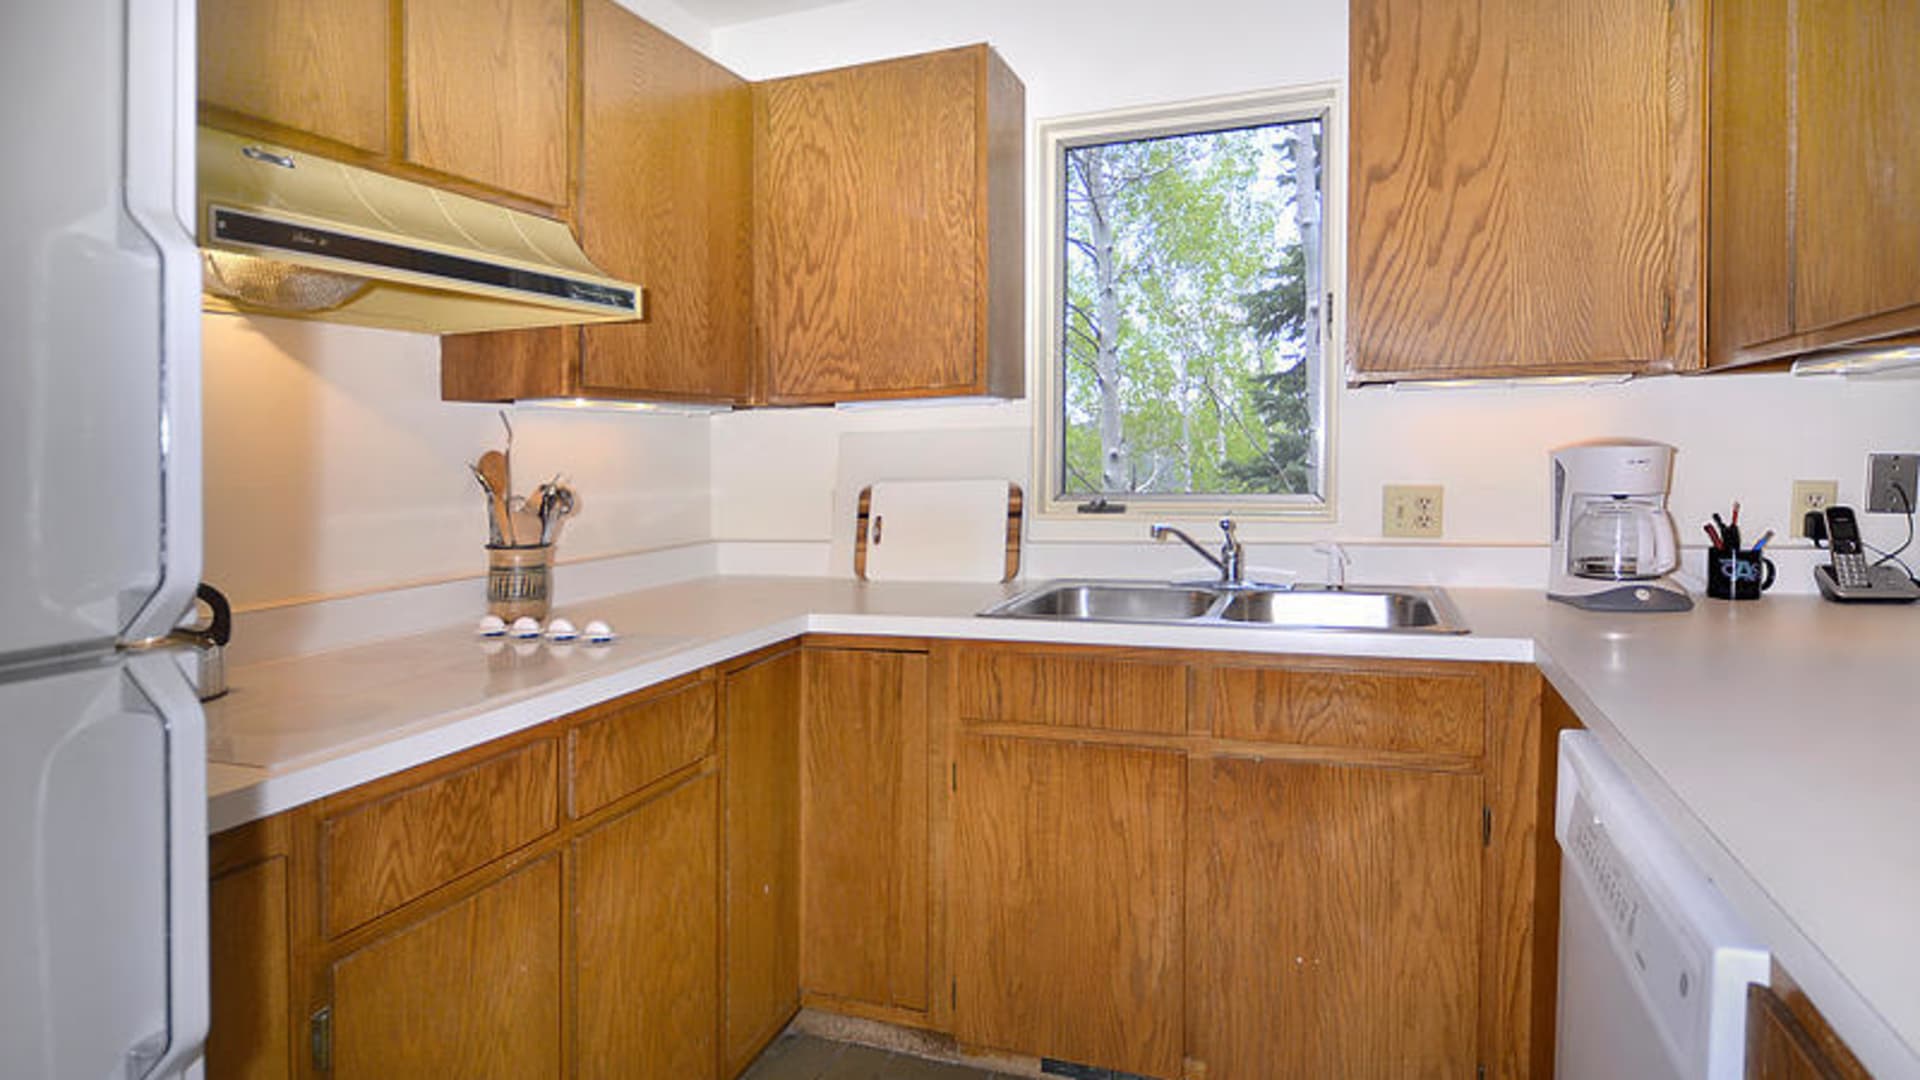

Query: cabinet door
<box><xmin>198</xmin><ymin>0</ymin><xmax>391</xmax><ymax>155</ymax></box>
<box><xmin>402</xmin><ymin>0</ymin><xmax>571</xmax><ymax>207</ymax></box>
<box><xmin>207</xmin><ymin>857</ymin><xmax>291</xmax><ymax>1080</ymax></box>
<box><xmin>1197</xmin><ymin>757</ymin><xmax>1482</xmax><ymax>1079</ymax></box>
<box><xmin>952</xmin><ymin>736</ymin><xmax>1185</xmax><ymax>1079</ymax></box>
<box><xmin>572</xmin><ymin>771</ymin><xmax>720</xmax><ymax>1080</ymax></box>
<box><xmin>1348</xmin><ymin>0</ymin><xmax>1688</xmax><ymax>379</ymax></box>
<box><xmin>722</xmin><ymin>650</ymin><xmax>802</xmax><ymax>1073</ymax></box>
<box><xmin>330</xmin><ymin>854</ymin><xmax>563</xmax><ymax>1079</ymax></box>
<box><xmin>1790</xmin><ymin>2</ymin><xmax>1920</xmax><ymax>336</ymax></box>
<box><xmin>576</xmin><ymin>0</ymin><xmax>753</xmax><ymax>400</ymax></box>
<box><xmin>801</xmin><ymin>647</ymin><xmax>931</xmax><ymax>1013</ymax></box>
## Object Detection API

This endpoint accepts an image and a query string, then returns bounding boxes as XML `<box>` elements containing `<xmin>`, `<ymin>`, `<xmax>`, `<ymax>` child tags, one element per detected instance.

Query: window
<box><xmin>1035</xmin><ymin>87</ymin><xmax>1338</xmax><ymax>519</ymax></box>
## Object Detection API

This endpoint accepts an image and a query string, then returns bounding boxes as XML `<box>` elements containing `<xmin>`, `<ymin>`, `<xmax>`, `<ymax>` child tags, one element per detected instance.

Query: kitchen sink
<box><xmin>980</xmin><ymin>579</ymin><xmax>1468</xmax><ymax>634</ymax></box>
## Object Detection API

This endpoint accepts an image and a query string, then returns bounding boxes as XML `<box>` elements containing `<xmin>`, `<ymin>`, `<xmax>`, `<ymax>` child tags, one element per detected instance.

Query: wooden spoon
<box><xmin>477</xmin><ymin>451</ymin><xmax>513</xmax><ymax>545</ymax></box>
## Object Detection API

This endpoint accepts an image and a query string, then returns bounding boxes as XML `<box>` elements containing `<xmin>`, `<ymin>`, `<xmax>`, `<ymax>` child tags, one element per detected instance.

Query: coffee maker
<box><xmin>1548</xmin><ymin>441</ymin><xmax>1693</xmax><ymax>612</ymax></box>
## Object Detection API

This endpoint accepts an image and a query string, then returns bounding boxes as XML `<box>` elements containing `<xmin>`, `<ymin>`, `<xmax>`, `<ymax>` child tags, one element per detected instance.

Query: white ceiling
<box><xmin>671</xmin><ymin>0</ymin><xmax>851</xmax><ymax>27</ymax></box>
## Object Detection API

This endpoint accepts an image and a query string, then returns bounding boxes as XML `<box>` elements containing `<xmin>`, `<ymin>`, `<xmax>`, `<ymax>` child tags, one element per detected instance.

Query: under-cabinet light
<box><xmin>1384</xmin><ymin>374</ymin><xmax>1635</xmax><ymax>391</ymax></box>
<box><xmin>511</xmin><ymin>397</ymin><xmax>733</xmax><ymax>415</ymax></box>
<box><xmin>1790</xmin><ymin>347</ymin><xmax>1920</xmax><ymax>379</ymax></box>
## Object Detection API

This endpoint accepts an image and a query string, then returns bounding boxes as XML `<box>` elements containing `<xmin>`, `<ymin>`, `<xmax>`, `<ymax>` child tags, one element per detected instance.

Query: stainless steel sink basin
<box><xmin>980</xmin><ymin>579</ymin><xmax>1468</xmax><ymax>634</ymax></box>
<box><xmin>985</xmin><ymin>582</ymin><xmax>1220</xmax><ymax>622</ymax></box>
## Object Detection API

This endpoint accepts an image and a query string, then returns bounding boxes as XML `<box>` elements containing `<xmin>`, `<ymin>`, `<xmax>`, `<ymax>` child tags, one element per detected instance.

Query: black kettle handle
<box><xmin>196</xmin><ymin>583</ymin><xmax>232</xmax><ymax>646</ymax></box>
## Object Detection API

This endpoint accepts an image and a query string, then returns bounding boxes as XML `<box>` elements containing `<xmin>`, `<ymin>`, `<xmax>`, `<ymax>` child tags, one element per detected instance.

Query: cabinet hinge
<box><xmin>1478</xmin><ymin>1065</ymin><xmax>1487</xmax><ymax>1080</ymax></box>
<box><xmin>952</xmin><ymin>978</ymin><xmax>958</xmax><ymax>1009</ymax></box>
<box><xmin>310</xmin><ymin>1005</ymin><xmax>333</xmax><ymax>1073</ymax></box>
<box><xmin>1661</xmin><ymin>290</ymin><xmax>1673</xmax><ymax>333</ymax></box>
<box><xmin>1482</xmin><ymin>806</ymin><xmax>1492</xmax><ymax>847</ymax></box>
<box><xmin>951</xmin><ymin>761</ymin><xmax>958</xmax><ymax>792</ymax></box>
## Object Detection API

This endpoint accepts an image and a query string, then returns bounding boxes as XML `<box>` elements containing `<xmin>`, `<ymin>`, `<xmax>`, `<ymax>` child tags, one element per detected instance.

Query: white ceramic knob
<box><xmin>583</xmin><ymin>619</ymin><xmax>615</xmax><ymax>643</ymax></box>
<box><xmin>546</xmin><ymin>618</ymin><xmax>578</xmax><ymax>641</ymax></box>
<box><xmin>477</xmin><ymin>614</ymin><xmax>507</xmax><ymax>637</ymax></box>
<box><xmin>510</xmin><ymin>616</ymin><xmax>543</xmax><ymax>639</ymax></box>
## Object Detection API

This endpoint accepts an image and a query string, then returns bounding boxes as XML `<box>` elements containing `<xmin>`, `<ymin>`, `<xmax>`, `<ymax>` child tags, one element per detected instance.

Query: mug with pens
<box><xmin>1704</xmin><ymin>501</ymin><xmax>1775</xmax><ymax>600</ymax></box>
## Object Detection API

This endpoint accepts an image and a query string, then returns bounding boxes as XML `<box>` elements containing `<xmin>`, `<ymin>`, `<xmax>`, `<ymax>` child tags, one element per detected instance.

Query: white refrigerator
<box><xmin>0</xmin><ymin>0</ymin><xmax>209</xmax><ymax>1077</ymax></box>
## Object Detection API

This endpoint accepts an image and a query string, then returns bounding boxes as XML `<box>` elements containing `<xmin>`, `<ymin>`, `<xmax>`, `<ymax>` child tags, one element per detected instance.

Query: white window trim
<box><xmin>1029</xmin><ymin>83</ymin><xmax>1345</xmax><ymax>527</ymax></box>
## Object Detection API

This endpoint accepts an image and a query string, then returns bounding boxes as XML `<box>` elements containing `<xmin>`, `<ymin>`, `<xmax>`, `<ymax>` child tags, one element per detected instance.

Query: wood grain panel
<box><xmin>848</xmin><ymin>48</ymin><xmax>978</xmax><ymax>395</ymax></box>
<box><xmin>722</xmin><ymin>650</ymin><xmax>803</xmax><ymax>1073</ymax></box>
<box><xmin>1512</xmin><ymin>0</ymin><xmax>1670</xmax><ymax>367</ymax></box>
<box><xmin>982</xmin><ymin>51</ymin><xmax>1028</xmax><ymax>400</ymax></box>
<box><xmin>572</xmin><ymin>771</ymin><xmax>719</xmax><ymax>1080</ymax></box>
<box><xmin>440</xmin><ymin>327</ymin><xmax>578</xmax><ymax>403</ymax></box>
<box><xmin>1756</xmin><ymin>961</ymin><xmax>1873</xmax><ymax>1080</ymax></box>
<box><xmin>331</xmin><ymin>854</ymin><xmax>562</xmax><ymax>1080</ymax></box>
<box><xmin>956</xmin><ymin>645</ymin><xmax>1188</xmax><ymax>736</ymax></box>
<box><xmin>801</xmin><ymin>647</ymin><xmax>930</xmax><ymax>1012</ymax></box>
<box><xmin>1348</xmin><ymin>0</ymin><xmax>1514</xmax><ymax>375</ymax></box>
<box><xmin>403</xmin><ymin>0</ymin><xmax>571</xmax><ymax>206</ymax></box>
<box><xmin>208</xmin><ymin>857</ymin><xmax>291</xmax><ymax>1080</ymax></box>
<box><xmin>1348</xmin><ymin>0</ymin><xmax>1680</xmax><ymax>378</ymax></box>
<box><xmin>1707</xmin><ymin>0</ymin><xmax>1793</xmax><ymax>364</ymax></box>
<box><xmin>1748</xmin><ymin>983</ymin><xmax>1843</xmax><ymax>1080</ymax></box>
<box><xmin>576</xmin><ymin>0</ymin><xmax>753</xmax><ymax>400</ymax></box>
<box><xmin>1792</xmin><ymin>0</ymin><xmax>1920</xmax><ymax>334</ymax></box>
<box><xmin>1210</xmin><ymin>662</ymin><xmax>1485</xmax><ymax>755</ymax></box>
<box><xmin>198</xmin><ymin>0</ymin><xmax>391</xmax><ymax>155</ymax></box>
<box><xmin>567</xmin><ymin>677</ymin><xmax>716</xmax><ymax>817</ymax></box>
<box><xmin>322</xmin><ymin>739</ymin><xmax>557</xmax><ymax>935</ymax></box>
<box><xmin>1198</xmin><ymin>756</ymin><xmax>1481</xmax><ymax>1078</ymax></box>
<box><xmin>952</xmin><ymin>736</ymin><xmax>1185</xmax><ymax>1078</ymax></box>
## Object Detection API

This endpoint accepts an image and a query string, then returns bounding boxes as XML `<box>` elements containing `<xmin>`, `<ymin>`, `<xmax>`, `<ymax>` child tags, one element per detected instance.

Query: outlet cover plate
<box><xmin>1867</xmin><ymin>453</ymin><xmax>1920</xmax><ymax>513</ymax></box>
<box><xmin>1790</xmin><ymin>480</ymin><xmax>1839</xmax><ymax>537</ymax></box>
<box><xmin>1383</xmin><ymin>484</ymin><xmax>1444</xmax><ymax>538</ymax></box>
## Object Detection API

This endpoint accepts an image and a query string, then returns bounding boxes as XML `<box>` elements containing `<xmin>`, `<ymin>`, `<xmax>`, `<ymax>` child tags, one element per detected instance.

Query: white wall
<box><xmin>202</xmin><ymin>314</ymin><xmax>711</xmax><ymax>609</ymax></box>
<box><xmin>706</xmin><ymin>0</ymin><xmax>1920</xmax><ymax>584</ymax></box>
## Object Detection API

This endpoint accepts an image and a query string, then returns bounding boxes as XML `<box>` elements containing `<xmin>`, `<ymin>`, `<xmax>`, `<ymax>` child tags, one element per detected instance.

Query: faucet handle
<box><xmin>1312</xmin><ymin>541</ymin><xmax>1351</xmax><ymax>588</ymax></box>
<box><xmin>1218</xmin><ymin>517</ymin><xmax>1238</xmax><ymax>541</ymax></box>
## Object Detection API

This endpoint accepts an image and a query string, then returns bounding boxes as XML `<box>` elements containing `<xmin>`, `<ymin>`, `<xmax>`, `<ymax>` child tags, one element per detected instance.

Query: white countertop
<box><xmin>205</xmin><ymin>575</ymin><xmax>1920</xmax><ymax>1077</ymax></box>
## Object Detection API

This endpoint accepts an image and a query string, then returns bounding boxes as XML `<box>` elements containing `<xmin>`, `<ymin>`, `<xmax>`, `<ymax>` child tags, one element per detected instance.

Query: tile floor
<box><xmin>740</xmin><ymin>1034</ymin><xmax>1014</xmax><ymax>1080</ymax></box>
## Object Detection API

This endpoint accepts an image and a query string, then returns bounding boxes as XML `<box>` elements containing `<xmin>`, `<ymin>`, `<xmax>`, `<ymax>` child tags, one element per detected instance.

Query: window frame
<box><xmin>1030</xmin><ymin>84</ymin><xmax>1344</xmax><ymax>524</ymax></box>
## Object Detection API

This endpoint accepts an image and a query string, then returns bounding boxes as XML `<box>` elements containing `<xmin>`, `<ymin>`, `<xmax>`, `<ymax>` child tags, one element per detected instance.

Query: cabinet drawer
<box><xmin>568</xmin><ymin>679</ymin><xmax>717</xmax><ymax>817</ymax></box>
<box><xmin>322</xmin><ymin>739</ymin><xmax>558</xmax><ymax>935</ymax></box>
<box><xmin>957</xmin><ymin>645</ymin><xmax>1188</xmax><ymax>736</ymax></box>
<box><xmin>1211</xmin><ymin>662</ymin><xmax>1486</xmax><ymax>756</ymax></box>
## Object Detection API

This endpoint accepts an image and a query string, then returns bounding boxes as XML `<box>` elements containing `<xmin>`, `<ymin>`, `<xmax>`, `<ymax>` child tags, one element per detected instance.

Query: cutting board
<box><xmin>855</xmin><ymin>480</ymin><xmax>1021</xmax><ymax>582</ymax></box>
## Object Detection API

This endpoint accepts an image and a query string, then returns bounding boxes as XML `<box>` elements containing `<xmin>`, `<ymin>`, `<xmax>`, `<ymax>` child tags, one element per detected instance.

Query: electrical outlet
<box><xmin>1790</xmin><ymin>480</ymin><xmax>1838</xmax><ymax>537</ymax></box>
<box><xmin>1866</xmin><ymin>453</ymin><xmax>1920</xmax><ymax>513</ymax></box>
<box><xmin>1383</xmin><ymin>484</ymin><xmax>1444</xmax><ymax>538</ymax></box>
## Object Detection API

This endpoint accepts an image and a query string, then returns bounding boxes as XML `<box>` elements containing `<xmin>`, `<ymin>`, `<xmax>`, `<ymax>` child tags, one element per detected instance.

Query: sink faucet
<box><xmin>1313</xmin><ymin>541</ymin><xmax>1351</xmax><ymax>589</ymax></box>
<box><xmin>1151</xmin><ymin>518</ymin><xmax>1245</xmax><ymax>587</ymax></box>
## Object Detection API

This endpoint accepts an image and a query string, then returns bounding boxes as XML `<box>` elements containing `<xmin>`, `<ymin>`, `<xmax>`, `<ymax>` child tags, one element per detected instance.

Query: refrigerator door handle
<box><xmin>120</xmin><ymin>0</ymin><xmax>204</xmax><ymax>645</ymax></box>
<box><xmin>127</xmin><ymin>651</ymin><xmax>208</xmax><ymax>1078</ymax></box>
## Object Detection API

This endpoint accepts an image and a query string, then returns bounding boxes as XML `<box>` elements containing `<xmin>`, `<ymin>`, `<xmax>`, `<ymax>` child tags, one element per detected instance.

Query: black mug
<box><xmin>1706</xmin><ymin>548</ymin><xmax>1776</xmax><ymax>600</ymax></box>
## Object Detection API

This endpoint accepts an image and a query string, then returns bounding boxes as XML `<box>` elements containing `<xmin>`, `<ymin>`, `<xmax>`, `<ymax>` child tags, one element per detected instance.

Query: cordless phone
<box><xmin>1813</xmin><ymin>506</ymin><xmax>1920</xmax><ymax>602</ymax></box>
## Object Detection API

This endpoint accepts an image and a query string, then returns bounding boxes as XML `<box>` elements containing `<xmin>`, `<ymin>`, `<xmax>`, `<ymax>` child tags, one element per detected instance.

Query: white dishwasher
<box><xmin>1555</xmin><ymin>731</ymin><xmax>1770</xmax><ymax>1080</ymax></box>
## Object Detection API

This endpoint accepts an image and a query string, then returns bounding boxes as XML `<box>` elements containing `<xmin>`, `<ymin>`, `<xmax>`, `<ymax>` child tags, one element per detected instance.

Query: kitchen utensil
<box><xmin>469</xmin><ymin>463</ymin><xmax>507</xmax><ymax>546</ymax></box>
<box><xmin>855</xmin><ymin>480</ymin><xmax>1021</xmax><ymax>583</ymax></box>
<box><xmin>477</xmin><ymin>451</ymin><xmax>513</xmax><ymax>544</ymax></box>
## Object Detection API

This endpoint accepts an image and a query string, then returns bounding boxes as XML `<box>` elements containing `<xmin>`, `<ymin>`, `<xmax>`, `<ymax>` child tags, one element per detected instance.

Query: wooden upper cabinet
<box><xmin>1347</xmin><ymin>0</ymin><xmax>1702</xmax><ymax>380</ymax></box>
<box><xmin>200</xmin><ymin>0</ymin><xmax>570</xmax><ymax>213</ymax></box>
<box><xmin>440</xmin><ymin>1</ymin><xmax>754</xmax><ymax>404</ymax></box>
<box><xmin>198</xmin><ymin>0</ymin><xmax>392</xmax><ymax>156</ymax></box>
<box><xmin>575</xmin><ymin>0</ymin><xmax>753</xmax><ymax>399</ymax></box>
<box><xmin>402</xmin><ymin>0</ymin><xmax>572</xmax><ymax>208</ymax></box>
<box><xmin>754</xmin><ymin>45</ymin><xmax>1026</xmax><ymax>404</ymax></box>
<box><xmin>1709</xmin><ymin>0</ymin><xmax>1920</xmax><ymax>367</ymax></box>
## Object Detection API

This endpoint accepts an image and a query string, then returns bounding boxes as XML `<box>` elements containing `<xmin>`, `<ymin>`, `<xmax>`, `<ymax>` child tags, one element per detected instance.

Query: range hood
<box><xmin>197</xmin><ymin>128</ymin><xmax>642</xmax><ymax>333</ymax></box>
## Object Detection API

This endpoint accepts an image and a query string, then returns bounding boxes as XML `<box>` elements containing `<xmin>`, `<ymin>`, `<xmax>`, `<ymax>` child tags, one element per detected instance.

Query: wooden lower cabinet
<box><xmin>800</xmin><ymin>645</ymin><xmax>932</xmax><ymax>1016</ymax></box>
<box><xmin>208</xmin><ymin>642</ymin><xmax>1556</xmax><ymax>1080</ymax></box>
<box><xmin>951</xmin><ymin>734</ymin><xmax>1186</xmax><ymax>1079</ymax></box>
<box><xmin>572</xmin><ymin>770</ymin><xmax>719</xmax><ymax>1080</ymax></box>
<box><xmin>1196</xmin><ymin>756</ymin><xmax>1483</xmax><ymax>1078</ymax></box>
<box><xmin>1746</xmin><ymin>963</ymin><xmax>1872</xmax><ymax>1080</ymax></box>
<box><xmin>330</xmin><ymin>854</ymin><xmax>563</xmax><ymax>1079</ymax></box>
<box><xmin>721</xmin><ymin>649</ymin><xmax>803</xmax><ymax>1073</ymax></box>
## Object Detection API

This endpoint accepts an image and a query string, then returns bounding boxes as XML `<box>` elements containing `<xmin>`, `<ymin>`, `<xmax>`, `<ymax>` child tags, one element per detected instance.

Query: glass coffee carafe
<box><xmin>1565</xmin><ymin>496</ymin><xmax>1679</xmax><ymax>580</ymax></box>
